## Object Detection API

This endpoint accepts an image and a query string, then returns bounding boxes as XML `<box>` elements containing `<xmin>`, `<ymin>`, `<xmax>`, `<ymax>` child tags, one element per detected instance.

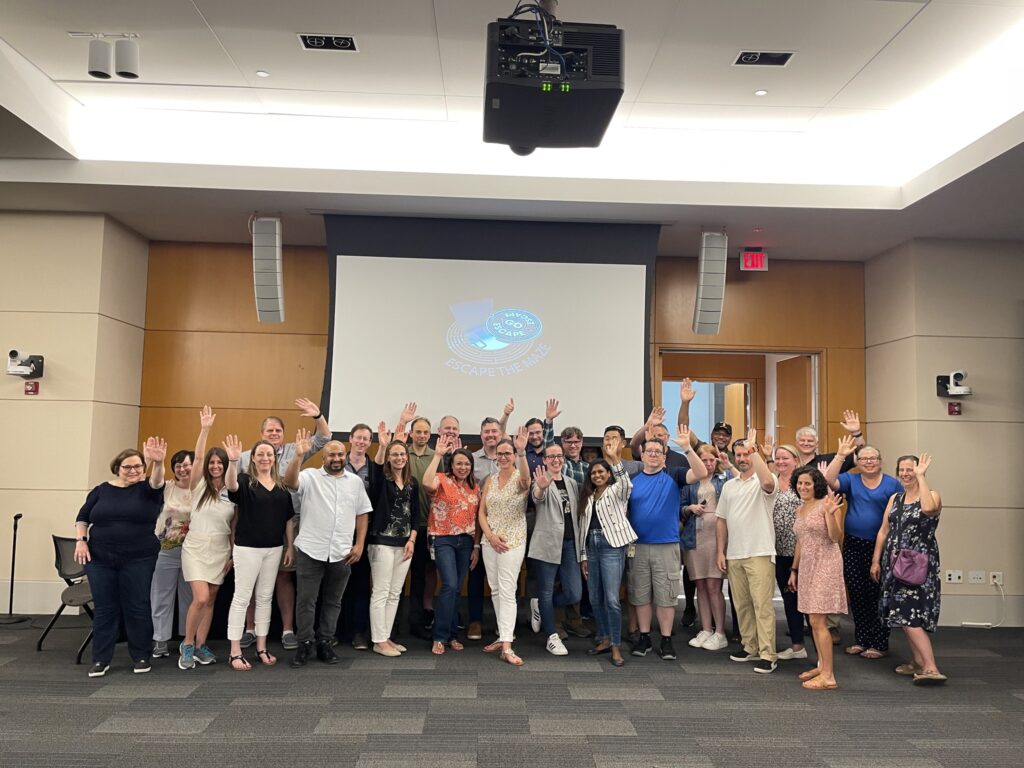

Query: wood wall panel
<box><xmin>823</xmin><ymin>346</ymin><xmax>867</xmax><ymax>421</ymax></box>
<box><xmin>661</xmin><ymin>352</ymin><xmax>765</xmax><ymax>380</ymax></box>
<box><xmin>146</xmin><ymin>243</ymin><xmax>328</xmax><ymax>334</ymax></box>
<box><xmin>654</xmin><ymin>258</ymin><xmax>865</xmax><ymax>349</ymax></box>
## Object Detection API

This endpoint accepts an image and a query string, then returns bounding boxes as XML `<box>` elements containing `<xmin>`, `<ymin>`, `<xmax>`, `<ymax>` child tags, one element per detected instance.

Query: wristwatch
<box><xmin>76</xmin><ymin>536</ymin><xmax>88</xmax><ymax>542</ymax></box>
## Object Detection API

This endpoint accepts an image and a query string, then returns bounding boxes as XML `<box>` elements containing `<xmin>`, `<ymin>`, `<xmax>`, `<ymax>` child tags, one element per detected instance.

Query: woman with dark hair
<box><xmin>788</xmin><ymin>466</ymin><xmax>847</xmax><ymax>690</ymax></box>
<box><xmin>74</xmin><ymin>438</ymin><xmax>167</xmax><ymax>678</ymax></box>
<box><xmin>577</xmin><ymin>431</ymin><xmax>636</xmax><ymax>667</ymax></box>
<box><xmin>478</xmin><ymin>428</ymin><xmax>531</xmax><ymax>665</ymax></box>
<box><xmin>366</xmin><ymin>424</ymin><xmax>420</xmax><ymax>657</ymax></box>
<box><xmin>150</xmin><ymin>448</ymin><xmax>195</xmax><ymax>660</ymax></box>
<box><xmin>422</xmin><ymin>435</ymin><xmax>480</xmax><ymax>654</ymax></box>
<box><xmin>179</xmin><ymin>406</ymin><xmax>236</xmax><ymax>670</ymax></box>
<box><xmin>680</xmin><ymin>444</ymin><xmax>732</xmax><ymax>652</ymax></box>
<box><xmin>224</xmin><ymin>433</ymin><xmax>295</xmax><ymax>670</ymax></box>
<box><xmin>771</xmin><ymin>443</ymin><xmax>807</xmax><ymax>661</ymax></box>
<box><xmin>871</xmin><ymin>453</ymin><xmax>945</xmax><ymax>685</ymax></box>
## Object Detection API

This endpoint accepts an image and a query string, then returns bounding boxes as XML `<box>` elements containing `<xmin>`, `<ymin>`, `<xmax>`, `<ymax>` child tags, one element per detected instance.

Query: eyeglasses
<box><xmin>562</xmin><ymin>439</ymin><xmax>582</xmax><ymax>445</ymax></box>
<box><xmin>643</xmin><ymin>450</ymin><xmax>664</xmax><ymax>456</ymax></box>
<box><xmin>546</xmin><ymin>455</ymin><xmax>565</xmax><ymax>461</ymax></box>
<box><xmin>858</xmin><ymin>456</ymin><xmax>880</xmax><ymax>463</ymax></box>
<box><xmin>120</xmin><ymin>464</ymin><xmax>145</xmax><ymax>472</ymax></box>
<box><xmin>495</xmin><ymin>451</ymin><xmax>514</xmax><ymax>457</ymax></box>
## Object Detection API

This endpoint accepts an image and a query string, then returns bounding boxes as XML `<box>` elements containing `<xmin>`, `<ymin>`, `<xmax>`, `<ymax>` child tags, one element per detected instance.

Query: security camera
<box><xmin>6</xmin><ymin>350</ymin><xmax>45</xmax><ymax>380</ymax></box>
<box><xmin>947</xmin><ymin>370</ymin><xmax>972</xmax><ymax>396</ymax></box>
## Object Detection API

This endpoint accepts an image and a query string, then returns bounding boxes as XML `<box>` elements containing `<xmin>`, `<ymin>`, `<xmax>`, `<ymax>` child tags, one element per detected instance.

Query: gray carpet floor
<box><xmin>2</xmin><ymin>610</ymin><xmax>1022</xmax><ymax>767</ymax></box>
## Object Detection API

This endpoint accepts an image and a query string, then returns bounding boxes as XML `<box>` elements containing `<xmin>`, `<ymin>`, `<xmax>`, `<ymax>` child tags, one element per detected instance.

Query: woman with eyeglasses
<box><xmin>871</xmin><ymin>453</ymin><xmax>946</xmax><ymax>685</ymax></box>
<box><xmin>150</xmin><ymin>448</ymin><xmax>194</xmax><ymax>661</ymax></box>
<box><xmin>74</xmin><ymin>438</ymin><xmax>168</xmax><ymax>678</ymax></box>
<box><xmin>478</xmin><ymin>427</ymin><xmax>531</xmax><ymax>665</ymax></box>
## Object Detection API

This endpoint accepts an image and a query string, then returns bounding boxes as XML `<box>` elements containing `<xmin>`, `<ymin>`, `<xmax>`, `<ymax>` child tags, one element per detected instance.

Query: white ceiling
<box><xmin>1</xmin><ymin>0</ymin><xmax>1024</xmax><ymax>258</ymax></box>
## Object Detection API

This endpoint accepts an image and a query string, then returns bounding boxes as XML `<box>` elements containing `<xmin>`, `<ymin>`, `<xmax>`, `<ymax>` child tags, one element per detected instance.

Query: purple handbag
<box><xmin>891</xmin><ymin>494</ymin><xmax>928</xmax><ymax>586</ymax></box>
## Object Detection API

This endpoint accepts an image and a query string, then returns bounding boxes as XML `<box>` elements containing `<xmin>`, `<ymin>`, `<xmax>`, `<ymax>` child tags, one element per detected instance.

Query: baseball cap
<box><xmin>712</xmin><ymin>422</ymin><xmax>733</xmax><ymax>435</ymax></box>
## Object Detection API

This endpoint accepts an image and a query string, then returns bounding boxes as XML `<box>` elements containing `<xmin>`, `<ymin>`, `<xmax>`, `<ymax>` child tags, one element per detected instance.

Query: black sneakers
<box><xmin>729</xmin><ymin>650</ymin><xmax>757</xmax><ymax>662</ymax></box>
<box><xmin>657</xmin><ymin>637</ymin><xmax>677</xmax><ymax>660</ymax></box>
<box><xmin>630</xmin><ymin>633</ymin><xmax>653</xmax><ymax>657</ymax></box>
<box><xmin>753</xmin><ymin>659</ymin><xmax>777</xmax><ymax>674</ymax></box>
<box><xmin>290</xmin><ymin>640</ymin><xmax>314</xmax><ymax>668</ymax></box>
<box><xmin>88</xmin><ymin>662</ymin><xmax>110</xmax><ymax>678</ymax></box>
<box><xmin>133</xmin><ymin>658</ymin><xmax>152</xmax><ymax>674</ymax></box>
<box><xmin>317</xmin><ymin>640</ymin><xmax>340</xmax><ymax>665</ymax></box>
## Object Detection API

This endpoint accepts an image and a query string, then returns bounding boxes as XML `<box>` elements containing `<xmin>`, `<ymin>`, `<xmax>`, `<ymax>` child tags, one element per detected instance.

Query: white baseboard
<box><xmin>0</xmin><ymin>579</ymin><xmax>67</xmax><ymax>615</ymax></box>
<box><xmin>940</xmin><ymin>593</ymin><xmax>1023</xmax><ymax>628</ymax></box>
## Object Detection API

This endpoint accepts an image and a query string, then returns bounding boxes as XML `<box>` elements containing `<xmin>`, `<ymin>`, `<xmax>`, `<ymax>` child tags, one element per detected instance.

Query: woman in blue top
<box><xmin>74</xmin><ymin>437</ymin><xmax>167</xmax><ymax>678</ymax></box>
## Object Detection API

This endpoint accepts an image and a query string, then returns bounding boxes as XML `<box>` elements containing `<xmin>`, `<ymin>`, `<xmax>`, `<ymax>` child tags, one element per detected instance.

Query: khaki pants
<box><xmin>727</xmin><ymin>555</ymin><xmax>776</xmax><ymax>661</ymax></box>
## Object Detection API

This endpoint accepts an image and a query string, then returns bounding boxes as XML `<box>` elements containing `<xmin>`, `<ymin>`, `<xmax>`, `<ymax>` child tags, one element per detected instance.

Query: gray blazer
<box><xmin>527</xmin><ymin>475</ymin><xmax>580</xmax><ymax>565</ymax></box>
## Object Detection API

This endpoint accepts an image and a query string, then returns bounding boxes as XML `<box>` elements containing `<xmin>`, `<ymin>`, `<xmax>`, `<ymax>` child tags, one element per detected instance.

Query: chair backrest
<box><xmin>52</xmin><ymin>535</ymin><xmax>86</xmax><ymax>582</ymax></box>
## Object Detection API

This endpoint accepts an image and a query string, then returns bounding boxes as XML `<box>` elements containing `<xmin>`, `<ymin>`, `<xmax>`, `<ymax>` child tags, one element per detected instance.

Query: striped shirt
<box><xmin>577</xmin><ymin>463</ymin><xmax>637</xmax><ymax>558</ymax></box>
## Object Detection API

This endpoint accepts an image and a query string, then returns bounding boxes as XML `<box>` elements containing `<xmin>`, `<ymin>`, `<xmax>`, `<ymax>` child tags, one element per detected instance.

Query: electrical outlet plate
<box><xmin>968</xmin><ymin>570</ymin><xmax>986</xmax><ymax>584</ymax></box>
<box><xmin>944</xmin><ymin>569</ymin><xmax>963</xmax><ymax>583</ymax></box>
<box><xmin>989</xmin><ymin>571</ymin><xmax>1004</xmax><ymax>586</ymax></box>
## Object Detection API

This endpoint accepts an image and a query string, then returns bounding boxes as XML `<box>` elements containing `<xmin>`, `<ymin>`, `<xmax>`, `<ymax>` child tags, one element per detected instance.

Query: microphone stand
<box><xmin>0</xmin><ymin>513</ymin><xmax>30</xmax><ymax>625</ymax></box>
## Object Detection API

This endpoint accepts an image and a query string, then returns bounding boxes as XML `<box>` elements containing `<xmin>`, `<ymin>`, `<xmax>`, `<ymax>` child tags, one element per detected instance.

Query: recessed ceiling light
<box><xmin>256</xmin><ymin>70</ymin><xmax>270</xmax><ymax>78</ymax></box>
<box><xmin>754</xmin><ymin>89</ymin><xmax>768</xmax><ymax>97</ymax></box>
<box><xmin>752</xmin><ymin>227</ymin><xmax>763</xmax><ymax>233</ymax></box>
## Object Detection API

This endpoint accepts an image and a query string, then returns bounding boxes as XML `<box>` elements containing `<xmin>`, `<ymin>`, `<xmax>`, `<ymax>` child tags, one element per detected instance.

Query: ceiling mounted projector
<box><xmin>483</xmin><ymin>6</ymin><xmax>624</xmax><ymax>155</ymax></box>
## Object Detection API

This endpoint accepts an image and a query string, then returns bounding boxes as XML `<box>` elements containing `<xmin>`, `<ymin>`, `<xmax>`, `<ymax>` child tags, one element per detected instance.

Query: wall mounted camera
<box><xmin>936</xmin><ymin>369</ymin><xmax>971</xmax><ymax>397</ymax></box>
<box><xmin>7</xmin><ymin>350</ymin><xmax>45</xmax><ymax>380</ymax></box>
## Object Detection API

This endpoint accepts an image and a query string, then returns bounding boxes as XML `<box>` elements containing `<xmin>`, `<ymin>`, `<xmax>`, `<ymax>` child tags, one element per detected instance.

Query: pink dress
<box><xmin>793</xmin><ymin>502</ymin><xmax>848</xmax><ymax>615</ymax></box>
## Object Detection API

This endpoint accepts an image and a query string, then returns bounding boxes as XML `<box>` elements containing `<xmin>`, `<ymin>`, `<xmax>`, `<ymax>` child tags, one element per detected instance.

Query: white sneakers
<box><xmin>530</xmin><ymin>598</ymin><xmax>542</xmax><ymax>633</ymax></box>
<box><xmin>546</xmin><ymin>633</ymin><xmax>568</xmax><ymax>656</ymax></box>
<box><xmin>776</xmin><ymin>646</ymin><xmax>808</xmax><ymax>660</ymax></box>
<box><xmin>688</xmin><ymin>630</ymin><xmax>712</xmax><ymax>648</ymax></box>
<box><xmin>701</xmin><ymin>632</ymin><xmax>729</xmax><ymax>651</ymax></box>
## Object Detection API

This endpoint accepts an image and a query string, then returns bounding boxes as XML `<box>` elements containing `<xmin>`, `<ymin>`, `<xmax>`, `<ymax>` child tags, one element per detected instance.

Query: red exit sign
<box><xmin>739</xmin><ymin>247</ymin><xmax>768</xmax><ymax>271</ymax></box>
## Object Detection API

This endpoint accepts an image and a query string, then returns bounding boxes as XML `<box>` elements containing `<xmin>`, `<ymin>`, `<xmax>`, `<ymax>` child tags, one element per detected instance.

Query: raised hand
<box><xmin>199</xmin><ymin>405</ymin><xmax>216</xmax><ymax>429</ymax></box>
<box><xmin>295</xmin><ymin>397</ymin><xmax>321</xmax><ymax>418</ymax></box>
<box><xmin>719</xmin><ymin>451</ymin><xmax>734</xmax><ymax>471</ymax></box>
<box><xmin>545</xmin><ymin>398</ymin><xmax>561</xmax><ymax>421</ymax></box>
<box><xmin>144</xmin><ymin>436</ymin><xmax>167</xmax><ymax>463</ymax></box>
<box><xmin>817</xmin><ymin>460</ymin><xmax>829</xmax><ymax>474</ymax></box>
<box><xmin>377</xmin><ymin>421</ymin><xmax>392</xmax><ymax>447</ymax></box>
<box><xmin>436</xmin><ymin>433</ymin><xmax>455</xmax><ymax>455</ymax></box>
<box><xmin>394</xmin><ymin>426</ymin><xmax>408</xmax><ymax>444</ymax></box>
<box><xmin>452</xmin><ymin>436</ymin><xmax>463</xmax><ymax>451</ymax></box>
<box><xmin>503</xmin><ymin>398</ymin><xmax>515</xmax><ymax>417</ymax></box>
<box><xmin>760</xmin><ymin>433</ymin><xmax>775</xmax><ymax>459</ymax></box>
<box><xmin>223</xmin><ymin>434</ymin><xmax>243</xmax><ymax>462</ymax></box>
<box><xmin>512</xmin><ymin>425</ymin><xmax>528</xmax><ymax>454</ymax></box>
<box><xmin>679</xmin><ymin>378</ymin><xmax>695</xmax><ymax>403</ymax></box>
<box><xmin>533</xmin><ymin>464</ymin><xmax>553</xmax><ymax>490</ymax></box>
<box><xmin>603</xmin><ymin>433</ymin><xmax>623</xmax><ymax>462</ymax></box>
<box><xmin>836</xmin><ymin>434</ymin><xmax>856</xmax><ymax>458</ymax></box>
<box><xmin>645</xmin><ymin>406</ymin><xmax>666</xmax><ymax>430</ymax></box>
<box><xmin>840</xmin><ymin>410</ymin><xmax>862</xmax><ymax>434</ymax></box>
<box><xmin>914</xmin><ymin>452</ymin><xmax>932</xmax><ymax>477</ymax></box>
<box><xmin>294</xmin><ymin>427</ymin><xmax>312</xmax><ymax>457</ymax></box>
<box><xmin>745</xmin><ymin>427</ymin><xmax>758</xmax><ymax>450</ymax></box>
<box><xmin>671</xmin><ymin>424</ymin><xmax>692</xmax><ymax>448</ymax></box>
<box><xmin>822</xmin><ymin>487</ymin><xmax>843</xmax><ymax>516</ymax></box>
<box><xmin>399</xmin><ymin>401</ymin><xmax>418</xmax><ymax>424</ymax></box>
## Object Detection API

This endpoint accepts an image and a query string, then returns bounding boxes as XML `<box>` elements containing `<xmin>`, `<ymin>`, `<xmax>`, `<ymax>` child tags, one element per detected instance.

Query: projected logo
<box><xmin>445</xmin><ymin>300</ymin><xmax>552</xmax><ymax>377</ymax></box>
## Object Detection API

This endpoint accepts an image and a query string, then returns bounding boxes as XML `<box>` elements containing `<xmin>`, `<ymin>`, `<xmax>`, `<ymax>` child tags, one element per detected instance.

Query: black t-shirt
<box><xmin>76</xmin><ymin>481</ymin><xmax>163</xmax><ymax>563</ymax></box>
<box><xmin>228</xmin><ymin>473</ymin><xmax>295</xmax><ymax>548</ymax></box>
<box><xmin>554</xmin><ymin>478</ymin><xmax>573</xmax><ymax>541</ymax></box>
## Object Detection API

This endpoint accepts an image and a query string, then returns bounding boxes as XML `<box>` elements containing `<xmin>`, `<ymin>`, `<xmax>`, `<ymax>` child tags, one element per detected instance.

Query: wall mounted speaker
<box><xmin>252</xmin><ymin>217</ymin><xmax>284</xmax><ymax>323</ymax></box>
<box><xmin>692</xmin><ymin>231</ymin><xmax>727</xmax><ymax>335</ymax></box>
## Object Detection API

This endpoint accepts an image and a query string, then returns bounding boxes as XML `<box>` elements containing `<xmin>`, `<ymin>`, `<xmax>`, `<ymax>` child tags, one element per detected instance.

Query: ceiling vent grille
<box><xmin>733</xmin><ymin>51</ymin><xmax>793</xmax><ymax>67</ymax></box>
<box><xmin>298</xmin><ymin>34</ymin><xmax>358</xmax><ymax>52</ymax></box>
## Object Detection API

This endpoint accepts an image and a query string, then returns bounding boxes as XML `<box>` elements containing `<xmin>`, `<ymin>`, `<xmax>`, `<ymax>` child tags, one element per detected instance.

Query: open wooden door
<box><xmin>775</xmin><ymin>355</ymin><xmax>812</xmax><ymax>445</ymax></box>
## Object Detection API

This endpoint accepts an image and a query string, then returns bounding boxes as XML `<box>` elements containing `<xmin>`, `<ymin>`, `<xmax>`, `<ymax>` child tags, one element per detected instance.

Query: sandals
<box><xmin>482</xmin><ymin>640</ymin><xmax>503</xmax><ymax>653</ymax></box>
<box><xmin>500</xmin><ymin>648</ymin><xmax>524</xmax><ymax>666</ymax></box>
<box><xmin>845</xmin><ymin>644</ymin><xmax>866</xmax><ymax>655</ymax></box>
<box><xmin>860</xmin><ymin>648</ymin><xmax>887</xmax><ymax>660</ymax></box>
<box><xmin>798</xmin><ymin>668</ymin><xmax>822</xmax><ymax>681</ymax></box>
<box><xmin>610</xmin><ymin>651</ymin><xmax>625</xmax><ymax>668</ymax></box>
<box><xmin>895</xmin><ymin>661</ymin><xmax>923</xmax><ymax>676</ymax></box>
<box><xmin>431</xmin><ymin>642</ymin><xmax>446</xmax><ymax>656</ymax></box>
<box><xmin>256</xmin><ymin>648</ymin><xmax>277</xmax><ymax>666</ymax></box>
<box><xmin>912</xmin><ymin>670</ymin><xmax>948</xmax><ymax>686</ymax></box>
<box><xmin>229</xmin><ymin>654</ymin><xmax>251</xmax><ymax>672</ymax></box>
<box><xmin>448</xmin><ymin>639</ymin><xmax>464</xmax><ymax>651</ymax></box>
<box><xmin>802</xmin><ymin>676</ymin><xmax>838</xmax><ymax>690</ymax></box>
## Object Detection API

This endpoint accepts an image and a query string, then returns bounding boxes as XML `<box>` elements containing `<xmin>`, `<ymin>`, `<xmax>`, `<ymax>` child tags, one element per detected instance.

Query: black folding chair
<box><xmin>36</xmin><ymin>535</ymin><xmax>94</xmax><ymax>664</ymax></box>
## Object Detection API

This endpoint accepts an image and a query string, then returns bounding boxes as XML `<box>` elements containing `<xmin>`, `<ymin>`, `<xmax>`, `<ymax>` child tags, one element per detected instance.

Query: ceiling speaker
<box><xmin>252</xmin><ymin>217</ymin><xmax>284</xmax><ymax>323</ymax></box>
<box><xmin>692</xmin><ymin>231</ymin><xmax>727</xmax><ymax>335</ymax></box>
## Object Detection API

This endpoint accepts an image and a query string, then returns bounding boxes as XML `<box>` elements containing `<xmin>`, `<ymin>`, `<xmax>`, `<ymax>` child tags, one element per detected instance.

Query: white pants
<box><xmin>482</xmin><ymin>541</ymin><xmax>525</xmax><ymax>643</ymax></box>
<box><xmin>228</xmin><ymin>545</ymin><xmax>282</xmax><ymax>640</ymax></box>
<box><xmin>368</xmin><ymin>544</ymin><xmax>413</xmax><ymax>643</ymax></box>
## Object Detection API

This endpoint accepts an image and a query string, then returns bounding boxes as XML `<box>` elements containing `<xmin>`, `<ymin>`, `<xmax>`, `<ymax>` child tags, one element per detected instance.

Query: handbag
<box><xmin>891</xmin><ymin>494</ymin><xmax>928</xmax><ymax>586</ymax></box>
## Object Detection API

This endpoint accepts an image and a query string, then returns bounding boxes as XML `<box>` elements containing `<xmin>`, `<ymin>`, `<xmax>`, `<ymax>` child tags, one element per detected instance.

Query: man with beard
<box><xmin>283</xmin><ymin>432</ymin><xmax>371</xmax><ymax>667</ymax></box>
<box><xmin>523</xmin><ymin>398</ymin><xmax>560</xmax><ymax>474</ymax></box>
<box><xmin>337</xmin><ymin>423</ymin><xmax>374</xmax><ymax>650</ymax></box>
<box><xmin>716</xmin><ymin>429</ymin><xmax>779</xmax><ymax>674</ymax></box>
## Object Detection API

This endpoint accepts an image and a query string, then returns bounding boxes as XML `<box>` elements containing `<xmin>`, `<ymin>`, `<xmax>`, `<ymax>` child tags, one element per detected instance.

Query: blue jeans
<box><xmin>532</xmin><ymin>539</ymin><xmax>583</xmax><ymax>637</ymax></box>
<box><xmin>433</xmin><ymin>534</ymin><xmax>472</xmax><ymax>643</ymax></box>
<box><xmin>86</xmin><ymin>554</ymin><xmax>158</xmax><ymax>664</ymax></box>
<box><xmin>585</xmin><ymin>530</ymin><xmax>626</xmax><ymax>646</ymax></box>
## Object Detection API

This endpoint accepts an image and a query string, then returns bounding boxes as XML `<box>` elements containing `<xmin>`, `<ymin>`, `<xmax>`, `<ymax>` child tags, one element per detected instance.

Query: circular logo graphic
<box><xmin>485</xmin><ymin>309</ymin><xmax>543</xmax><ymax>343</ymax></box>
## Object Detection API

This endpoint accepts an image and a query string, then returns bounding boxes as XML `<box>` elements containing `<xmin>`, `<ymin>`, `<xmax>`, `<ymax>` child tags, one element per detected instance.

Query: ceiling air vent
<box><xmin>733</xmin><ymin>51</ymin><xmax>792</xmax><ymax>67</ymax></box>
<box><xmin>298</xmin><ymin>34</ymin><xmax>358</xmax><ymax>52</ymax></box>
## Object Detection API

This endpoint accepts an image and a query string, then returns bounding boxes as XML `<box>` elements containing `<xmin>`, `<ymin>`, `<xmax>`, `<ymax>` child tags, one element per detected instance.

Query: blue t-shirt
<box><xmin>838</xmin><ymin>472</ymin><xmax>902</xmax><ymax>540</ymax></box>
<box><xmin>629</xmin><ymin>467</ymin><xmax>690</xmax><ymax>545</ymax></box>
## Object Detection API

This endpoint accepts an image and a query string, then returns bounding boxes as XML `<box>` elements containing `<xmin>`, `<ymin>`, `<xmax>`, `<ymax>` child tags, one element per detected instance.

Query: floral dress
<box><xmin>879</xmin><ymin>493</ymin><xmax>940</xmax><ymax>631</ymax></box>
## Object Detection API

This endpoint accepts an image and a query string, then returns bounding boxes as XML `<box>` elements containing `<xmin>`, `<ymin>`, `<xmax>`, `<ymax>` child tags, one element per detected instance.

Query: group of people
<box><xmin>72</xmin><ymin>383</ymin><xmax>947</xmax><ymax>689</ymax></box>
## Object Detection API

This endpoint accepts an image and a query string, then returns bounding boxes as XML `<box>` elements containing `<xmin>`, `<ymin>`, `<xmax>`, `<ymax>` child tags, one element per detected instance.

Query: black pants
<box><xmin>843</xmin><ymin>535</ymin><xmax>889</xmax><ymax>651</ymax></box>
<box><xmin>295</xmin><ymin>548</ymin><xmax>351</xmax><ymax>644</ymax></box>
<box><xmin>774</xmin><ymin>555</ymin><xmax>804</xmax><ymax>645</ymax></box>
<box><xmin>86</xmin><ymin>554</ymin><xmax>157</xmax><ymax>664</ymax></box>
<box><xmin>337</xmin><ymin>555</ymin><xmax>370</xmax><ymax>639</ymax></box>
<box><xmin>407</xmin><ymin>526</ymin><xmax>430</xmax><ymax>627</ymax></box>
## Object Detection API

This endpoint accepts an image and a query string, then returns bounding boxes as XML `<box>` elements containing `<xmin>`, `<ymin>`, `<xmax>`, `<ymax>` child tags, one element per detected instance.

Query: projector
<box><xmin>483</xmin><ymin>17</ymin><xmax>624</xmax><ymax>155</ymax></box>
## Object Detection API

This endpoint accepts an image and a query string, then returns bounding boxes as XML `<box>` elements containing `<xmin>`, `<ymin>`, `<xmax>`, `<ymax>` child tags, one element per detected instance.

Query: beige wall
<box><xmin>866</xmin><ymin>239</ymin><xmax>1024</xmax><ymax>626</ymax></box>
<box><xmin>0</xmin><ymin>212</ymin><xmax>148</xmax><ymax>612</ymax></box>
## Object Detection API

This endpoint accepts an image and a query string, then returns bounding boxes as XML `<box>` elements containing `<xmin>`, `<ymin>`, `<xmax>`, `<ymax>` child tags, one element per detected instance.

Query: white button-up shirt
<box><xmin>293</xmin><ymin>467</ymin><xmax>372</xmax><ymax>562</ymax></box>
